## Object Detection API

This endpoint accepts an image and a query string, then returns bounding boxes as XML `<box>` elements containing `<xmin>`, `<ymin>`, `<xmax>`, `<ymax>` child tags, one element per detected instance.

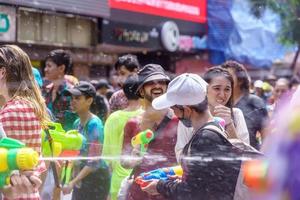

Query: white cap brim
<box><xmin>152</xmin><ymin>93</ymin><xmax>175</xmax><ymax>110</ymax></box>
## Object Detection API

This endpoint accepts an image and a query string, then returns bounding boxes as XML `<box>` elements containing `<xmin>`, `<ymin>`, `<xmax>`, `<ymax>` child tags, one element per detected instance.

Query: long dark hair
<box><xmin>204</xmin><ymin>66</ymin><xmax>234</xmax><ymax>109</ymax></box>
<box><xmin>221</xmin><ymin>60</ymin><xmax>250</xmax><ymax>94</ymax></box>
<box><xmin>204</xmin><ymin>66</ymin><xmax>236</xmax><ymax>124</ymax></box>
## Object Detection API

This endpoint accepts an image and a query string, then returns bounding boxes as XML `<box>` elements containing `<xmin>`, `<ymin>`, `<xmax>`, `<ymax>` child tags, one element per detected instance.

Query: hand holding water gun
<box><xmin>42</xmin><ymin>122</ymin><xmax>86</xmax><ymax>157</ymax></box>
<box><xmin>135</xmin><ymin>166</ymin><xmax>183</xmax><ymax>188</ymax></box>
<box><xmin>0</xmin><ymin>137</ymin><xmax>39</xmax><ymax>188</ymax></box>
<box><xmin>131</xmin><ymin>129</ymin><xmax>154</xmax><ymax>154</ymax></box>
<box><xmin>2</xmin><ymin>171</ymin><xmax>42</xmax><ymax>199</ymax></box>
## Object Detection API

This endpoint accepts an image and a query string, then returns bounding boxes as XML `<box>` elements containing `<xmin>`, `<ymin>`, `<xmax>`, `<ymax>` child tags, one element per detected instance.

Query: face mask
<box><xmin>179</xmin><ymin>117</ymin><xmax>193</xmax><ymax>128</ymax></box>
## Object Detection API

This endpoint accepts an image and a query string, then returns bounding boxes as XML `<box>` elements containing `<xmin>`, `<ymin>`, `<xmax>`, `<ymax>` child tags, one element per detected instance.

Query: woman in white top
<box><xmin>175</xmin><ymin>67</ymin><xmax>249</xmax><ymax>161</ymax></box>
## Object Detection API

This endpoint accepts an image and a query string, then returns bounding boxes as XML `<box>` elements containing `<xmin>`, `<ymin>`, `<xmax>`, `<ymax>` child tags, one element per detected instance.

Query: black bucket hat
<box><xmin>136</xmin><ymin>64</ymin><xmax>170</xmax><ymax>96</ymax></box>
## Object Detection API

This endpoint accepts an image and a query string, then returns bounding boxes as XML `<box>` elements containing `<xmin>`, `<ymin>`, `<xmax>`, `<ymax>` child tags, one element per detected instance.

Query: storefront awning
<box><xmin>0</xmin><ymin>0</ymin><xmax>109</xmax><ymax>18</ymax></box>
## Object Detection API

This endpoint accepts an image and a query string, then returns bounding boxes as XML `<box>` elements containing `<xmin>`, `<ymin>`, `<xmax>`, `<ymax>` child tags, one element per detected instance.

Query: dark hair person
<box><xmin>109</xmin><ymin>54</ymin><xmax>140</xmax><ymax>112</ymax></box>
<box><xmin>45</xmin><ymin>49</ymin><xmax>72</xmax><ymax>74</ymax></box>
<box><xmin>204</xmin><ymin>66</ymin><xmax>249</xmax><ymax>144</ymax></box>
<box><xmin>221</xmin><ymin>60</ymin><xmax>268</xmax><ymax>150</ymax></box>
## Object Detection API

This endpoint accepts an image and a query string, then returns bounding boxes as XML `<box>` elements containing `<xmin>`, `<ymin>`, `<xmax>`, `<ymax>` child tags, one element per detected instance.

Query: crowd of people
<box><xmin>0</xmin><ymin>44</ymin><xmax>299</xmax><ymax>200</ymax></box>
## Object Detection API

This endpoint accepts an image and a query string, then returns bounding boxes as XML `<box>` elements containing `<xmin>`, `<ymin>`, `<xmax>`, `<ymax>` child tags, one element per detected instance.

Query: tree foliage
<box><xmin>249</xmin><ymin>0</ymin><xmax>300</xmax><ymax>45</ymax></box>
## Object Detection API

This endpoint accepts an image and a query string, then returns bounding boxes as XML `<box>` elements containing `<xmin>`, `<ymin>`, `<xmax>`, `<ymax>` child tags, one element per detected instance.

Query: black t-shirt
<box><xmin>157</xmin><ymin>122</ymin><xmax>241</xmax><ymax>200</ymax></box>
<box><xmin>235</xmin><ymin>94</ymin><xmax>268</xmax><ymax>150</ymax></box>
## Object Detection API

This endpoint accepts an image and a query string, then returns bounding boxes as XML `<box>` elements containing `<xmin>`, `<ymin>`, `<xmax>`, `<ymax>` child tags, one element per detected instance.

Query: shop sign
<box><xmin>102</xmin><ymin>20</ymin><xmax>161</xmax><ymax>49</ymax></box>
<box><xmin>179</xmin><ymin>35</ymin><xmax>207</xmax><ymax>52</ymax></box>
<box><xmin>114</xmin><ymin>27</ymin><xmax>154</xmax><ymax>44</ymax></box>
<box><xmin>109</xmin><ymin>0</ymin><xmax>207</xmax><ymax>23</ymax></box>
<box><xmin>161</xmin><ymin>21</ymin><xmax>180</xmax><ymax>52</ymax></box>
<box><xmin>0</xmin><ymin>6</ymin><xmax>16</xmax><ymax>42</ymax></box>
<box><xmin>101</xmin><ymin>20</ymin><xmax>207</xmax><ymax>52</ymax></box>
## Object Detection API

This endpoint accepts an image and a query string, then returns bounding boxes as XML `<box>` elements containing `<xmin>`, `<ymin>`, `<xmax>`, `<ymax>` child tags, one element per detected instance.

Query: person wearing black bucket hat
<box><xmin>120</xmin><ymin>64</ymin><xmax>178</xmax><ymax>200</ymax></box>
<box><xmin>63</xmin><ymin>81</ymin><xmax>110</xmax><ymax>200</ymax></box>
<box><xmin>135</xmin><ymin>64</ymin><xmax>170</xmax><ymax>98</ymax></box>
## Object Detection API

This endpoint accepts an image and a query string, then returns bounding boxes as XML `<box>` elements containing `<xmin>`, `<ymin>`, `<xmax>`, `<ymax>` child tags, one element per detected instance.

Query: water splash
<box><xmin>39</xmin><ymin>154</ymin><xmax>168</xmax><ymax>162</ymax></box>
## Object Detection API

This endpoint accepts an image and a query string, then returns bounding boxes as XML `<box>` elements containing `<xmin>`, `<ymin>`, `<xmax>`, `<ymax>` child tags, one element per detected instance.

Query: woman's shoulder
<box><xmin>232</xmin><ymin>107</ymin><xmax>242</xmax><ymax>112</ymax></box>
<box><xmin>232</xmin><ymin>107</ymin><xmax>246</xmax><ymax>124</ymax></box>
<box><xmin>232</xmin><ymin>107</ymin><xmax>244</xmax><ymax>116</ymax></box>
<box><xmin>0</xmin><ymin>99</ymin><xmax>35</xmax><ymax>116</ymax></box>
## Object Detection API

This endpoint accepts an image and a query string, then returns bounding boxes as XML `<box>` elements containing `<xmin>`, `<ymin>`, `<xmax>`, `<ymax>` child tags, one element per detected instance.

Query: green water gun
<box><xmin>42</xmin><ymin>122</ymin><xmax>87</xmax><ymax>187</ymax></box>
<box><xmin>131</xmin><ymin>129</ymin><xmax>154</xmax><ymax>153</ymax></box>
<box><xmin>42</xmin><ymin>122</ymin><xmax>86</xmax><ymax>157</ymax></box>
<box><xmin>0</xmin><ymin>137</ymin><xmax>39</xmax><ymax>188</ymax></box>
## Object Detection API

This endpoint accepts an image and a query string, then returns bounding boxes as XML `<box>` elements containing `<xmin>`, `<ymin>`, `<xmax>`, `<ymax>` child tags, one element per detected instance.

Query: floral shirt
<box><xmin>42</xmin><ymin>80</ymin><xmax>77</xmax><ymax>131</ymax></box>
<box><xmin>109</xmin><ymin>90</ymin><xmax>129</xmax><ymax>113</ymax></box>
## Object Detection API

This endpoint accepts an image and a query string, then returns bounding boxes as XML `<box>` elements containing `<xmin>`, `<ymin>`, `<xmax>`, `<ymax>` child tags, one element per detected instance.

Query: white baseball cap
<box><xmin>152</xmin><ymin>73</ymin><xmax>208</xmax><ymax>110</ymax></box>
<box><xmin>254</xmin><ymin>80</ymin><xmax>263</xmax><ymax>88</ymax></box>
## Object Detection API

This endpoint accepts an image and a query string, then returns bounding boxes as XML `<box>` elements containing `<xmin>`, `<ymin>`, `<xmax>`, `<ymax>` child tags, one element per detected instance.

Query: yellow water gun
<box><xmin>0</xmin><ymin>137</ymin><xmax>39</xmax><ymax>188</ymax></box>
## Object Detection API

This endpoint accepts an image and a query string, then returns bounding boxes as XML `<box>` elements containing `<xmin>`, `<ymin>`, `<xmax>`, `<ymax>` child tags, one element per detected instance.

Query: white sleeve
<box><xmin>0</xmin><ymin>123</ymin><xmax>6</xmax><ymax>138</ymax></box>
<box><xmin>175</xmin><ymin>121</ymin><xmax>194</xmax><ymax>163</ymax></box>
<box><xmin>233</xmin><ymin>108</ymin><xmax>250</xmax><ymax>145</ymax></box>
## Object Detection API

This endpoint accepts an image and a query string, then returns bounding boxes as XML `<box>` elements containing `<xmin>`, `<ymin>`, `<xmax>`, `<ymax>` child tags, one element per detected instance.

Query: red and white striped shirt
<box><xmin>0</xmin><ymin>99</ymin><xmax>45</xmax><ymax>200</ymax></box>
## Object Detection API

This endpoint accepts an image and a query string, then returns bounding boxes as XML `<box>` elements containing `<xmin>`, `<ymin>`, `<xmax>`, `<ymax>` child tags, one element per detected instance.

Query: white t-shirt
<box><xmin>175</xmin><ymin>107</ymin><xmax>249</xmax><ymax>162</ymax></box>
<box><xmin>233</xmin><ymin>107</ymin><xmax>249</xmax><ymax>144</ymax></box>
<box><xmin>175</xmin><ymin>121</ymin><xmax>193</xmax><ymax>162</ymax></box>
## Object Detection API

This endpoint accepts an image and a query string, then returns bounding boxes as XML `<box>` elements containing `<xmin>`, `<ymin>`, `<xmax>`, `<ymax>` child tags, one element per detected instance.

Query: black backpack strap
<box><xmin>202</xmin><ymin>123</ymin><xmax>228</xmax><ymax>140</ymax></box>
<box><xmin>153</xmin><ymin>113</ymin><xmax>172</xmax><ymax>138</ymax></box>
<box><xmin>185</xmin><ymin>122</ymin><xmax>228</xmax><ymax>155</ymax></box>
<box><xmin>202</xmin><ymin>123</ymin><xmax>263</xmax><ymax>155</ymax></box>
<box><xmin>130</xmin><ymin>112</ymin><xmax>172</xmax><ymax>179</ymax></box>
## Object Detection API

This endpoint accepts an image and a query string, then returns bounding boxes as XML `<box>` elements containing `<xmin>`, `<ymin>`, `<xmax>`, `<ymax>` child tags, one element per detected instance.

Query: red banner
<box><xmin>109</xmin><ymin>0</ymin><xmax>207</xmax><ymax>23</ymax></box>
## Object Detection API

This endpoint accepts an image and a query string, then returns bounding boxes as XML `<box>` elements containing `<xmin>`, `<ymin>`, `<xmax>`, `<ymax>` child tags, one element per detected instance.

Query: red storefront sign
<box><xmin>109</xmin><ymin>0</ymin><xmax>207</xmax><ymax>23</ymax></box>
